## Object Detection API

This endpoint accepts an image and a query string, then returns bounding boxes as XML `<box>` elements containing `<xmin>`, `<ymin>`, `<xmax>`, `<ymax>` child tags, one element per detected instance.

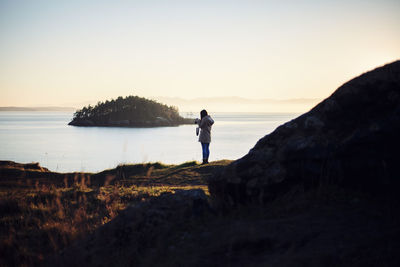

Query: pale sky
<box><xmin>0</xmin><ymin>0</ymin><xmax>399</xmax><ymax>107</ymax></box>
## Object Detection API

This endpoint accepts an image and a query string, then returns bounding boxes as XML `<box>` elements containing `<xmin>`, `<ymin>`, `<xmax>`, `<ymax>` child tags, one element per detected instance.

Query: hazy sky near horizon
<box><xmin>1</xmin><ymin>0</ymin><xmax>399</xmax><ymax>107</ymax></box>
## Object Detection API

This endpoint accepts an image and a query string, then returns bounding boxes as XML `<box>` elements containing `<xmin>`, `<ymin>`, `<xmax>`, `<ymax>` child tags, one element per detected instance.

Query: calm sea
<box><xmin>0</xmin><ymin>112</ymin><xmax>299</xmax><ymax>172</ymax></box>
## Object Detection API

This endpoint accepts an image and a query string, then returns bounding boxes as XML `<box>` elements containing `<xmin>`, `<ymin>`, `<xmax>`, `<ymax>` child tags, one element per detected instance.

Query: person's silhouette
<box><xmin>196</xmin><ymin>110</ymin><xmax>214</xmax><ymax>164</ymax></box>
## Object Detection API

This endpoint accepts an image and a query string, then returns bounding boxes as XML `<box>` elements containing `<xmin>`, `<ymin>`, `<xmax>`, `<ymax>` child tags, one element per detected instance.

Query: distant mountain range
<box><xmin>154</xmin><ymin>96</ymin><xmax>321</xmax><ymax>113</ymax></box>
<box><xmin>156</xmin><ymin>96</ymin><xmax>320</xmax><ymax>105</ymax></box>
<box><xmin>0</xmin><ymin>97</ymin><xmax>321</xmax><ymax>113</ymax></box>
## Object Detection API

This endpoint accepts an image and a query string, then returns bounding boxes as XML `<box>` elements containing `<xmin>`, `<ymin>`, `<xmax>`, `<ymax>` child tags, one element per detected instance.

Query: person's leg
<box><xmin>205</xmin><ymin>143</ymin><xmax>210</xmax><ymax>163</ymax></box>
<box><xmin>201</xmin><ymin>143</ymin><xmax>207</xmax><ymax>163</ymax></box>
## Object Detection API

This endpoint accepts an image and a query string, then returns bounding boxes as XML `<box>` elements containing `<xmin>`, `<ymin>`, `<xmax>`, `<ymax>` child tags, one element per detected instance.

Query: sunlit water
<box><xmin>0</xmin><ymin>112</ymin><xmax>299</xmax><ymax>172</ymax></box>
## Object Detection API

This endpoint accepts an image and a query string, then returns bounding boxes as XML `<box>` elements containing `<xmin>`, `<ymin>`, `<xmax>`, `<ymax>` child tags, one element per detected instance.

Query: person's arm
<box><xmin>199</xmin><ymin>117</ymin><xmax>214</xmax><ymax>128</ymax></box>
<box><xmin>199</xmin><ymin>118</ymin><xmax>207</xmax><ymax>129</ymax></box>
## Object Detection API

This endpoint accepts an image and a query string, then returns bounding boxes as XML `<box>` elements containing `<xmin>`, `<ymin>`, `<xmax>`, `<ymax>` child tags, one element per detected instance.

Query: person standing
<box><xmin>197</xmin><ymin>109</ymin><xmax>214</xmax><ymax>164</ymax></box>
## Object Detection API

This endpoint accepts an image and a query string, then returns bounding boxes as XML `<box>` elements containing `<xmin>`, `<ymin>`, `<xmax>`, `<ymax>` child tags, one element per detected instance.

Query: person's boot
<box><xmin>205</xmin><ymin>158</ymin><xmax>209</xmax><ymax>164</ymax></box>
<box><xmin>202</xmin><ymin>159</ymin><xmax>207</xmax><ymax>165</ymax></box>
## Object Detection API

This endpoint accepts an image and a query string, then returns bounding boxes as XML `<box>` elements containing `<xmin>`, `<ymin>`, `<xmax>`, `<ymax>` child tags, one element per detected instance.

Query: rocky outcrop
<box><xmin>209</xmin><ymin>60</ymin><xmax>400</xmax><ymax>206</ymax></box>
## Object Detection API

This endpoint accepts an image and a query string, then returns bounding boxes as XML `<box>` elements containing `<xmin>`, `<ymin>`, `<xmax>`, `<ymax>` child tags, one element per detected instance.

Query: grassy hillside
<box><xmin>0</xmin><ymin>160</ymin><xmax>231</xmax><ymax>266</ymax></box>
<box><xmin>1</xmin><ymin>160</ymin><xmax>399</xmax><ymax>267</ymax></box>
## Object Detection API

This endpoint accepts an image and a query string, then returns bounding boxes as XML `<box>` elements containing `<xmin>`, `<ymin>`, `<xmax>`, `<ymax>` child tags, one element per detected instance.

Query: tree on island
<box><xmin>69</xmin><ymin>95</ymin><xmax>192</xmax><ymax>127</ymax></box>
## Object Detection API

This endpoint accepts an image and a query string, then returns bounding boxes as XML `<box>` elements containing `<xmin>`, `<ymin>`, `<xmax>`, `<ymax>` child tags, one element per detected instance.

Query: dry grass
<box><xmin>0</xmin><ymin>160</ymin><xmax>230</xmax><ymax>267</ymax></box>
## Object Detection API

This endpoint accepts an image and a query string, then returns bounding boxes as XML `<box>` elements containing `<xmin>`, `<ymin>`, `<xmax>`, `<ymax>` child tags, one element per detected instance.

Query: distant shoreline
<box><xmin>0</xmin><ymin>106</ymin><xmax>76</xmax><ymax>112</ymax></box>
<box><xmin>0</xmin><ymin>108</ymin><xmax>301</xmax><ymax>114</ymax></box>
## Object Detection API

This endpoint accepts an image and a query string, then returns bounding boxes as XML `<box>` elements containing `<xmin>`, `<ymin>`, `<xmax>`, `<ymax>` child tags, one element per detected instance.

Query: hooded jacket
<box><xmin>198</xmin><ymin>115</ymin><xmax>214</xmax><ymax>143</ymax></box>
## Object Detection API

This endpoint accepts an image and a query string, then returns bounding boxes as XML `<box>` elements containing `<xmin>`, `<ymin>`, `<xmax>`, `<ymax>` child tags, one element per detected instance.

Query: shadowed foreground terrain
<box><xmin>0</xmin><ymin>160</ymin><xmax>231</xmax><ymax>266</ymax></box>
<box><xmin>5</xmin><ymin>162</ymin><xmax>398</xmax><ymax>267</ymax></box>
<box><xmin>47</xmin><ymin>183</ymin><xmax>400</xmax><ymax>267</ymax></box>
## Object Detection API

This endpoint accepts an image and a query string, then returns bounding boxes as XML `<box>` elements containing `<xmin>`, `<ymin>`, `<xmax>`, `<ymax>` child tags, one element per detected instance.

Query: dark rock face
<box><xmin>209</xmin><ymin>60</ymin><xmax>400</xmax><ymax>205</ymax></box>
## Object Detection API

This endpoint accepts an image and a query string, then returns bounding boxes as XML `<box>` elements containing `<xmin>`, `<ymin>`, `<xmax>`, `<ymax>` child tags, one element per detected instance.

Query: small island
<box><xmin>69</xmin><ymin>95</ymin><xmax>193</xmax><ymax>127</ymax></box>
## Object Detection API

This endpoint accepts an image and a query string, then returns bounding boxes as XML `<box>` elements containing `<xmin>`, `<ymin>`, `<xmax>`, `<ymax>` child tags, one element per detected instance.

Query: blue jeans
<box><xmin>201</xmin><ymin>142</ymin><xmax>210</xmax><ymax>159</ymax></box>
